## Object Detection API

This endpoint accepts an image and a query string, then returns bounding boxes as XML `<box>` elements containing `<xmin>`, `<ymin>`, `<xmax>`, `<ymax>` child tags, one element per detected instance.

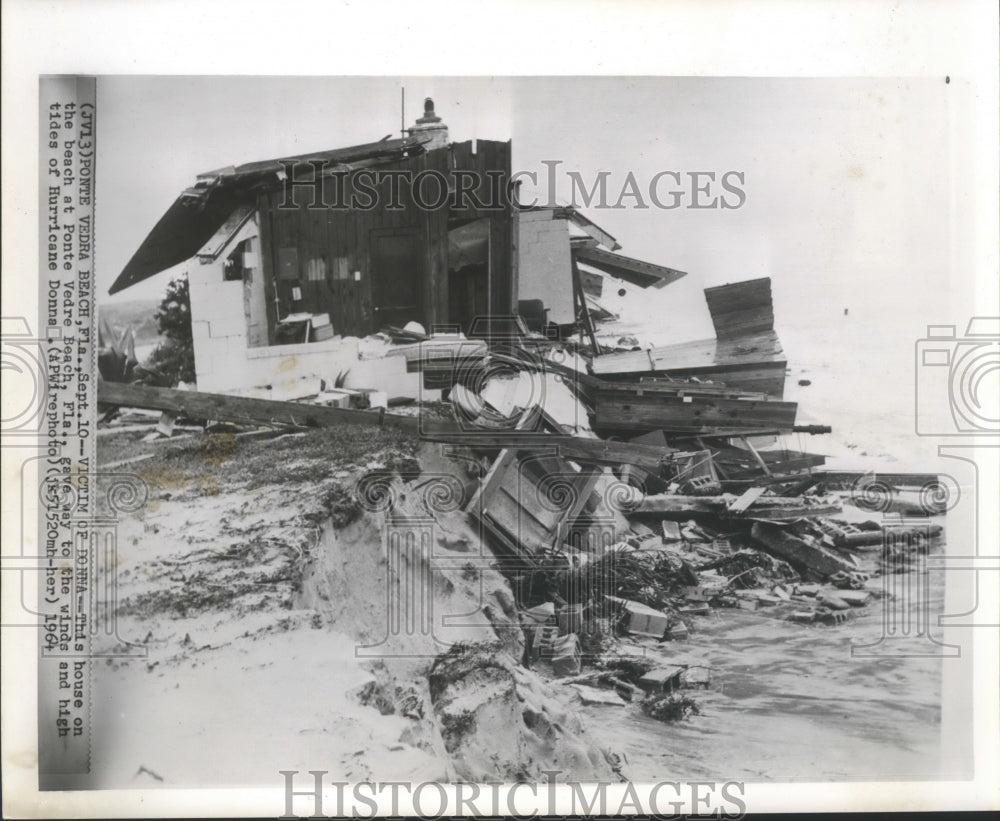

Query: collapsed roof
<box><xmin>109</xmin><ymin>135</ymin><xmax>430</xmax><ymax>294</ymax></box>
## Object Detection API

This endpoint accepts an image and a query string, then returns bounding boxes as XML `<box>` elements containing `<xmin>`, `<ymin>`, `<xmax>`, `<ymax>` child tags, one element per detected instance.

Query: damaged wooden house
<box><xmin>109</xmin><ymin>98</ymin><xmax>686</xmax><ymax>400</ymax></box>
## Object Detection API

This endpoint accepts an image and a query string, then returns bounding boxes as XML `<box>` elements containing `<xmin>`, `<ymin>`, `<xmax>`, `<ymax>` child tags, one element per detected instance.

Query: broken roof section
<box><xmin>109</xmin><ymin>135</ymin><xmax>430</xmax><ymax>294</ymax></box>
<box><xmin>571</xmin><ymin>238</ymin><xmax>687</xmax><ymax>290</ymax></box>
<box><xmin>519</xmin><ymin>204</ymin><xmax>686</xmax><ymax>290</ymax></box>
<box><xmin>519</xmin><ymin>204</ymin><xmax>621</xmax><ymax>251</ymax></box>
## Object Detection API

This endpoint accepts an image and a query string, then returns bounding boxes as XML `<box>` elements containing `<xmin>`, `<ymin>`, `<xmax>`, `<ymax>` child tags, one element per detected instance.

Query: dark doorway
<box><xmin>448</xmin><ymin>264</ymin><xmax>488</xmax><ymax>336</ymax></box>
<box><xmin>447</xmin><ymin>219</ymin><xmax>490</xmax><ymax>335</ymax></box>
<box><xmin>370</xmin><ymin>229</ymin><xmax>422</xmax><ymax>331</ymax></box>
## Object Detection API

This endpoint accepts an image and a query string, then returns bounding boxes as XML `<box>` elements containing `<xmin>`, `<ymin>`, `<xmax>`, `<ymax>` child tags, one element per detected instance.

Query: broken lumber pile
<box><xmin>592</xmin><ymin>279</ymin><xmax>788</xmax><ymax>398</ymax></box>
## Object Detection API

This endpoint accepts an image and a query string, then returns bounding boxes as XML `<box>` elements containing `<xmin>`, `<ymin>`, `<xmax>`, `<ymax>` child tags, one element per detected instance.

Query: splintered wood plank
<box><xmin>728</xmin><ymin>486</ymin><xmax>767</xmax><ymax>513</ymax></box>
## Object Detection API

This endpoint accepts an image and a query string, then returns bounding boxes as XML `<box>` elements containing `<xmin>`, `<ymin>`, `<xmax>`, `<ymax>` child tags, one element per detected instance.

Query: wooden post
<box><xmin>571</xmin><ymin>255</ymin><xmax>599</xmax><ymax>353</ymax></box>
<box><xmin>739</xmin><ymin>436</ymin><xmax>773</xmax><ymax>476</ymax></box>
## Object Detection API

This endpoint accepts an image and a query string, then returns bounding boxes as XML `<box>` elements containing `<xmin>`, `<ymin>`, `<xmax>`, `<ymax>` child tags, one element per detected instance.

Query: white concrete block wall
<box><xmin>206</xmin><ymin>314</ymin><xmax>245</xmax><ymax>339</ymax></box>
<box><xmin>187</xmin><ymin>215</ymin><xmax>440</xmax><ymax>400</ymax></box>
<box><xmin>188</xmin><ymin>218</ymin><xmax>259</xmax><ymax>392</ymax></box>
<box><xmin>517</xmin><ymin>213</ymin><xmax>575</xmax><ymax>324</ymax></box>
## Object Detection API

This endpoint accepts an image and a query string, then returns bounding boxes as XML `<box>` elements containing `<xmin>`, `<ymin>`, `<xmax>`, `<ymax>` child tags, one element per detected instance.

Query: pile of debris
<box><xmin>97</xmin><ymin>276</ymin><xmax>947</xmax><ymax>719</ymax></box>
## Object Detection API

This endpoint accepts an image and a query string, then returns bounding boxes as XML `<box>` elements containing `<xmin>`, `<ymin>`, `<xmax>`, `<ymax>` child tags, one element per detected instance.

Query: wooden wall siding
<box><xmin>449</xmin><ymin>140</ymin><xmax>514</xmax><ymax>332</ymax></box>
<box><xmin>422</xmin><ymin>148</ymin><xmax>451</xmax><ymax>329</ymax></box>
<box><xmin>256</xmin><ymin>141</ymin><xmax>512</xmax><ymax>340</ymax></box>
<box><xmin>259</xmin><ymin>155</ymin><xmax>430</xmax><ymax>338</ymax></box>
<box><xmin>257</xmin><ymin>195</ymin><xmax>277</xmax><ymax>342</ymax></box>
<box><xmin>704</xmin><ymin>277</ymin><xmax>774</xmax><ymax>338</ymax></box>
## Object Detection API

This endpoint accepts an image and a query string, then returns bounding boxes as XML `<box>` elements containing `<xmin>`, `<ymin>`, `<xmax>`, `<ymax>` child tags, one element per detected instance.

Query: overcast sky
<box><xmin>97</xmin><ymin>76</ymin><xmax>970</xmax><ymax>336</ymax></box>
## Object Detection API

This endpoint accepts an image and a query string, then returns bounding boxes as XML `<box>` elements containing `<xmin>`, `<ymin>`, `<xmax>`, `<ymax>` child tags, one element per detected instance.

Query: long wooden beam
<box><xmin>811</xmin><ymin>470</ymin><xmax>941</xmax><ymax>489</ymax></box>
<box><xmin>593</xmin><ymin>391</ymin><xmax>799</xmax><ymax>433</ymax></box>
<box><xmin>99</xmin><ymin>381</ymin><xmax>686</xmax><ymax>474</ymax></box>
<box><xmin>421</xmin><ymin>430</ymin><xmax>681</xmax><ymax>474</ymax></box>
<box><xmin>99</xmin><ymin>381</ymin><xmax>422</xmax><ymax>433</ymax></box>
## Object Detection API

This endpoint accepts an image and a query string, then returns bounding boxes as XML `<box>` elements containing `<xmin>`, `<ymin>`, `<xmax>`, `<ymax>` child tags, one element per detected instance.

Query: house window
<box><xmin>224</xmin><ymin>238</ymin><xmax>253</xmax><ymax>281</ymax></box>
<box><xmin>305</xmin><ymin>257</ymin><xmax>327</xmax><ymax>282</ymax></box>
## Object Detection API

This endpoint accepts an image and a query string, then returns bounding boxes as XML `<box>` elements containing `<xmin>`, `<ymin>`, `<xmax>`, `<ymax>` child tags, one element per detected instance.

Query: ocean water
<box><xmin>593</xmin><ymin>283</ymin><xmax>950</xmax><ymax>472</ymax></box>
<box><xmin>580</xmin><ymin>554</ymin><xmax>951</xmax><ymax>782</ymax></box>
<box><xmin>580</xmin><ymin>291</ymin><xmax>962</xmax><ymax>782</ymax></box>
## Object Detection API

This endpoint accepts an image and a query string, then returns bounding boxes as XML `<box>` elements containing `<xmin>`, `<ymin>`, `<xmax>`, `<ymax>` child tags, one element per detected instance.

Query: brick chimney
<box><xmin>407</xmin><ymin>97</ymin><xmax>449</xmax><ymax>151</ymax></box>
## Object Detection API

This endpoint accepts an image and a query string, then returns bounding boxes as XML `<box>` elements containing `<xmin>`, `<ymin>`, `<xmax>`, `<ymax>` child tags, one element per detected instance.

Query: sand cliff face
<box><xmin>90</xmin><ymin>438</ymin><xmax>619</xmax><ymax>787</ymax></box>
<box><xmin>298</xmin><ymin>475</ymin><xmax>620</xmax><ymax>783</ymax></box>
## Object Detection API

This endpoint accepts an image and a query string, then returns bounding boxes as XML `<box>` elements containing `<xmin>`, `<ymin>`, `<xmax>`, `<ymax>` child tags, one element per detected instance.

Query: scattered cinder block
<box><xmin>817</xmin><ymin>591</ymin><xmax>851</xmax><ymax>611</ymax></box>
<box><xmin>551</xmin><ymin>633</ymin><xmax>582</xmax><ymax>677</ymax></box>
<box><xmin>535</xmin><ymin>625</ymin><xmax>559</xmax><ymax>658</ymax></box>
<box><xmin>832</xmin><ymin>589</ymin><xmax>872</xmax><ymax>607</ymax></box>
<box><xmin>612</xmin><ymin>598</ymin><xmax>670</xmax><ymax>639</ymax></box>
<box><xmin>523</xmin><ymin>602</ymin><xmax>556</xmax><ymax>626</ymax></box>
<box><xmin>683</xmin><ymin>586</ymin><xmax>711</xmax><ymax>602</ymax></box>
<box><xmin>680</xmin><ymin>666</ymin><xmax>712</xmax><ymax>689</ymax></box>
<box><xmin>639</xmin><ymin>666</ymin><xmax>685</xmax><ymax>694</ymax></box>
<box><xmin>314</xmin><ymin>389</ymin><xmax>353</xmax><ymax>408</ymax></box>
<box><xmin>573</xmin><ymin>684</ymin><xmax>625</xmax><ymax>707</ymax></box>
<box><xmin>667</xmin><ymin>622</ymin><xmax>689</xmax><ymax>641</ymax></box>
<box><xmin>155</xmin><ymin>411</ymin><xmax>177</xmax><ymax>438</ymax></box>
<box><xmin>816</xmin><ymin>609</ymin><xmax>850</xmax><ymax>625</ymax></box>
<box><xmin>557</xmin><ymin>604</ymin><xmax>584</xmax><ymax>636</ymax></box>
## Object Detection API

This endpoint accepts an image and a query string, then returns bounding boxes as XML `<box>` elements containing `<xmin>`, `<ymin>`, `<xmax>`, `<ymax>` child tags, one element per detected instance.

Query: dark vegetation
<box><xmin>145</xmin><ymin>276</ymin><xmax>196</xmax><ymax>386</ymax></box>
